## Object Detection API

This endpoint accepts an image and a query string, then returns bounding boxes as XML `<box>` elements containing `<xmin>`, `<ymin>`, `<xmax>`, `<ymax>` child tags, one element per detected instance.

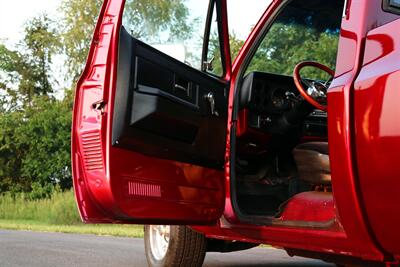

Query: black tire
<box><xmin>144</xmin><ymin>225</ymin><xmax>207</xmax><ymax>267</ymax></box>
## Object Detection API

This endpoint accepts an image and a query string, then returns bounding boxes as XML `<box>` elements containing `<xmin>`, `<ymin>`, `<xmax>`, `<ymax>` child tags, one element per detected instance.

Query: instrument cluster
<box><xmin>239</xmin><ymin>72</ymin><xmax>327</xmax><ymax>136</ymax></box>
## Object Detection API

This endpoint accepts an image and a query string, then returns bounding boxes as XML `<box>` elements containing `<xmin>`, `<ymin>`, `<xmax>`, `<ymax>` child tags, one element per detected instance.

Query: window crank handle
<box><xmin>205</xmin><ymin>92</ymin><xmax>219</xmax><ymax>117</ymax></box>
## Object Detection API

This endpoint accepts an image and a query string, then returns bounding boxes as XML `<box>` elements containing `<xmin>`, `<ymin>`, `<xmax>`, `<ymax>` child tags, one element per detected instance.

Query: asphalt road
<box><xmin>0</xmin><ymin>229</ymin><xmax>335</xmax><ymax>267</ymax></box>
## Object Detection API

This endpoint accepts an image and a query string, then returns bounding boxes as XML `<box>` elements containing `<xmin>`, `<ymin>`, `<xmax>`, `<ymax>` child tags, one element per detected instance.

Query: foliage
<box><xmin>0</xmin><ymin>96</ymin><xmax>72</xmax><ymax>193</ymax></box>
<box><xmin>59</xmin><ymin>0</ymin><xmax>195</xmax><ymax>80</ymax></box>
<box><xmin>58</xmin><ymin>0</ymin><xmax>102</xmax><ymax>79</ymax></box>
<box><xmin>230</xmin><ymin>33</ymin><xmax>246</xmax><ymax>62</ymax></box>
<box><xmin>206</xmin><ymin>32</ymin><xmax>224</xmax><ymax>77</ymax></box>
<box><xmin>22</xmin><ymin>15</ymin><xmax>60</xmax><ymax>97</ymax></box>
<box><xmin>246</xmin><ymin>23</ymin><xmax>339</xmax><ymax>80</ymax></box>
<box><xmin>0</xmin><ymin>219</ymin><xmax>144</xmax><ymax>238</ymax></box>
<box><xmin>123</xmin><ymin>0</ymin><xmax>194</xmax><ymax>43</ymax></box>
<box><xmin>16</xmin><ymin>96</ymin><xmax>72</xmax><ymax>190</ymax></box>
<box><xmin>0</xmin><ymin>190</ymin><xmax>143</xmax><ymax>237</ymax></box>
<box><xmin>0</xmin><ymin>13</ymin><xmax>71</xmax><ymax>194</ymax></box>
<box><xmin>0</xmin><ymin>16</ymin><xmax>72</xmax><ymax>193</ymax></box>
<box><xmin>0</xmin><ymin>15</ymin><xmax>59</xmax><ymax>108</ymax></box>
<box><xmin>0</xmin><ymin>190</ymin><xmax>80</xmax><ymax>224</ymax></box>
<box><xmin>0</xmin><ymin>110</ymin><xmax>26</xmax><ymax>192</ymax></box>
<box><xmin>208</xmin><ymin>31</ymin><xmax>245</xmax><ymax>76</ymax></box>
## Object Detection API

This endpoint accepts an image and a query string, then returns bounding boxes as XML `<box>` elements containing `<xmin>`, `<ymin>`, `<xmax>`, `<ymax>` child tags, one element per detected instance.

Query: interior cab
<box><xmin>230</xmin><ymin>0</ymin><xmax>344</xmax><ymax>226</ymax></box>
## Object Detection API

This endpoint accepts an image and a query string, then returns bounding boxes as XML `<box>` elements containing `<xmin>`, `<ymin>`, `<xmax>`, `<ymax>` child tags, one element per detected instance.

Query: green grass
<box><xmin>0</xmin><ymin>190</ymin><xmax>144</xmax><ymax>237</ymax></box>
<box><xmin>0</xmin><ymin>190</ymin><xmax>81</xmax><ymax>224</ymax></box>
<box><xmin>0</xmin><ymin>219</ymin><xmax>143</xmax><ymax>237</ymax></box>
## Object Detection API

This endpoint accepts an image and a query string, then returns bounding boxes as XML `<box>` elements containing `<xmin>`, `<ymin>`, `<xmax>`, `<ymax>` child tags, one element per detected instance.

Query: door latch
<box><xmin>91</xmin><ymin>100</ymin><xmax>106</xmax><ymax>115</ymax></box>
<box><xmin>205</xmin><ymin>92</ymin><xmax>219</xmax><ymax>117</ymax></box>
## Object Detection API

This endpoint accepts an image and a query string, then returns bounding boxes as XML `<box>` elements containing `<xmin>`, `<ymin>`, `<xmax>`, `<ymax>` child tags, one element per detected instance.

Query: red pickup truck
<box><xmin>72</xmin><ymin>0</ymin><xmax>400</xmax><ymax>266</ymax></box>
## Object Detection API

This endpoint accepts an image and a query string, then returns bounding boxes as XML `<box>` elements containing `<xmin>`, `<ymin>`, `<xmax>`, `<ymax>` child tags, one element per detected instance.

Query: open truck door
<box><xmin>72</xmin><ymin>0</ymin><xmax>231</xmax><ymax>224</ymax></box>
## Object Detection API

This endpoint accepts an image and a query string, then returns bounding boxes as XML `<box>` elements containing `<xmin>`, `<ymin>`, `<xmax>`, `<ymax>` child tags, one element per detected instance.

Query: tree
<box><xmin>124</xmin><ymin>0</ymin><xmax>194</xmax><ymax>42</ymax></box>
<box><xmin>0</xmin><ymin>110</ymin><xmax>26</xmax><ymax>193</ymax></box>
<box><xmin>207</xmin><ymin>31</ymin><xmax>245</xmax><ymax>76</ymax></box>
<box><xmin>58</xmin><ymin>0</ymin><xmax>102</xmax><ymax>80</ymax></box>
<box><xmin>22</xmin><ymin>15</ymin><xmax>60</xmax><ymax>98</ymax></box>
<box><xmin>246</xmin><ymin>23</ymin><xmax>339</xmax><ymax>80</ymax></box>
<box><xmin>0</xmin><ymin>44</ymin><xmax>21</xmax><ymax>111</ymax></box>
<box><xmin>0</xmin><ymin>96</ymin><xmax>72</xmax><ymax>194</ymax></box>
<box><xmin>0</xmin><ymin>15</ymin><xmax>69</xmax><ymax>194</ymax></box>
<box><xmin>229</xmin><ymin>32</ymin><xmax>245</xmax><ymax>62</ymax></box>
<box><xmin>16</xmin><ymin>96</ymin><xmax>72</xmax><ymax>190</ymax></box>
<box><xmin>0</xmin><ymin>15</ymin><xmax>59</xmax><ymax>109</ymax></box>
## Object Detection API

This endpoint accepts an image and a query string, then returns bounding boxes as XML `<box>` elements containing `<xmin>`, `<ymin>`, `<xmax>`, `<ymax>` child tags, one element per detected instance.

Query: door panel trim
<box><xmin>112</xmin><ymin>27</ymin><xmax>229</xmax><ymax>169</ymax></box>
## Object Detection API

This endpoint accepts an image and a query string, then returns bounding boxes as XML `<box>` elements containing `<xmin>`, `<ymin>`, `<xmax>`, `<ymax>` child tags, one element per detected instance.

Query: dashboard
<box><xmin>239</xmin><ymin>72</ymin><xmax>327</xmax><ymax>137</ymax></box>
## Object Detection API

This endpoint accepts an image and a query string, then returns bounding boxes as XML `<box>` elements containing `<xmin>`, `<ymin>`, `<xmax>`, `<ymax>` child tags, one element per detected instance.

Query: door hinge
<box><xmin>203</xmin><ymin>56</ymin><xmax>215</xmax><ymax>72</ymax></box>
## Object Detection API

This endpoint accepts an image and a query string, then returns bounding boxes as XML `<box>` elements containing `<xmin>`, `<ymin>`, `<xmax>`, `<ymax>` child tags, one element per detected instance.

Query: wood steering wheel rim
<box><xmin>293</xmin><ymin>61</ymin><xmax>334</xmax><ymax>112</ymax></box>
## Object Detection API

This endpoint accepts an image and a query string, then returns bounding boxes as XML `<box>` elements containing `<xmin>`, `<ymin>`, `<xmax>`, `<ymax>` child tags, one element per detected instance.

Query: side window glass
<box><xmin>203</xmin><ymin>2</ymin><xmax>224</xmax><ymax>77</ymax></box>
<box><xmin>122</xmin><ymin>0</ymin><xmax>223</xmax><ymax>74</ymax></box>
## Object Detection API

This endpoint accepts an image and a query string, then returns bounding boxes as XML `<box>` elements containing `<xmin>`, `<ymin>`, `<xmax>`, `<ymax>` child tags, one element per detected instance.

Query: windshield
<box><xmin>227</xmin><ymin>1</ymin><xmax>272</xmax><ymax>61</ymax></box>
<box><xmin>245</xmin><ymin>0</ymin><xmax>344</xmax><ymax>80</ymax></box>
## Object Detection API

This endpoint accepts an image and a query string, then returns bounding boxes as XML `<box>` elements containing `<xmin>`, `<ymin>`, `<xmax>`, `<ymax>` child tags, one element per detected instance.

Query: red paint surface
<box><xmin>327</xmin><ymin>1</ymin><xmax>399</xmax><ymax>262</ymax></box>
<box><xmin>72</xmin><ymin>0</ymin><xmax>117</xmax><ymax>223</ymax></box>
<box><xmin>276</xmin><ymin>192</ymin><xmax>336</xmax><ymax>223</ymax></box>
<box><xmin>354</xmin><ymin>17</ymin><xmax>400</xmax><ymax>258</ymax></box>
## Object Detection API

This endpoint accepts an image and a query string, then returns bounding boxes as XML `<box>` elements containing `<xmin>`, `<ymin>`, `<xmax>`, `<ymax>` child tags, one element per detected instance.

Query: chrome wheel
<box><xmin>149</xmin><ymin>225</ymin><xmax>170</xmax><ymax>261</ymax></box>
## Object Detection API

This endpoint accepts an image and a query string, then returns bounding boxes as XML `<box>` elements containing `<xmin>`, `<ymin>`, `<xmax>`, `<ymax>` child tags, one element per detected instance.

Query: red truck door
<box><xmin>72</xmin><ymin>0</ymin><xmax>231</xmax><ymax>224</ymax></box>
<box><xmin>353</xmin><ymin>16</ymin><xmax>400</xmax><ymax>258</ymax></box>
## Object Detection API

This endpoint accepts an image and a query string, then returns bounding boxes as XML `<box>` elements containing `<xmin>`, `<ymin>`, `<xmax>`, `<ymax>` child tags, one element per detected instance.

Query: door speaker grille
<box><xmin>127</xmin><ymin>181</ymin><xmax>162</xmax><ymax>198</ymax></box>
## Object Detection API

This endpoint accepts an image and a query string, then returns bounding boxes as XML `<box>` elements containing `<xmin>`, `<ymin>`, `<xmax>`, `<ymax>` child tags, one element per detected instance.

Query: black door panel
<box><xmin>112</xmin><ymin>27</ymin><xmax>228</xmax><ymax>169</ymax></box>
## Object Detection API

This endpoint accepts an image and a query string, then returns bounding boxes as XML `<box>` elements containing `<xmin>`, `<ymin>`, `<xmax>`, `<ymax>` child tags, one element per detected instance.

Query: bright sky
<box><xmin>227</xmin><ymin>1</ymin><xmax>272</xmax><ymax>39</ymax></box>
<box><xmin>185</xmin><ymin>0</ymin><xmax>271</xmax><ymax>40</ymax></box>
<box><xmin>0</xmin><ymin>0</ymin><xmax>60</xmax><ymax>46</ymax></box>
